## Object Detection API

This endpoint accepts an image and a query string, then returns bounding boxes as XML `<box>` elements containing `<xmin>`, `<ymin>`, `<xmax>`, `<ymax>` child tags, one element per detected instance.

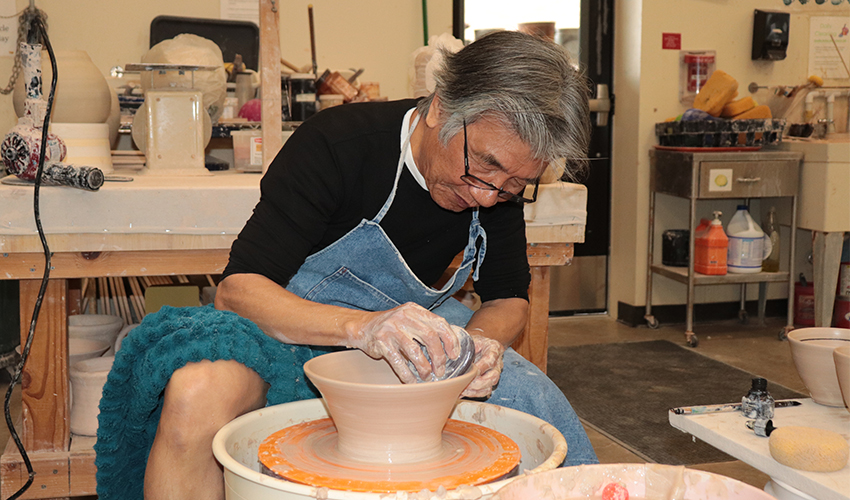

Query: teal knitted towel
<box><xmin>94</xmin><ymin>305</ymin><xmax>327</xmax><ymax>499</ymax></box>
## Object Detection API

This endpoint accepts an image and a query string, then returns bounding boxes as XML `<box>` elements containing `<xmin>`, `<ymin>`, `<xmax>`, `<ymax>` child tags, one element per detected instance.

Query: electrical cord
<box><xmin>3</xmin><ymin>15</ymin><xmax>56</xmax><ymax>500</ymax></box>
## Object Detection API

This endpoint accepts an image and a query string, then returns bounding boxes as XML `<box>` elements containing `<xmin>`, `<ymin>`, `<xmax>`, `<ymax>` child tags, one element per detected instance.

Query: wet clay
<box><xmin>303</xmin><ymin>349</ymin><xmax>477</xmax><ymax>463</ymax></box>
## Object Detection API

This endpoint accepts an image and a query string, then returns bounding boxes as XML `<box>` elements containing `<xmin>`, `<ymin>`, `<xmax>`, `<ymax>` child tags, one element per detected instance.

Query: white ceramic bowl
<box><xmin>833</xmin><ymin>345</ymin><xmax>850</xmax><ymax>411</ymax></box>
<box><xmin>491</xmin><ymin>463</ymin><xmax>775</xmax><ymax>500</ymax></box>
<box><xmin>68</xmin><ymin>314</ymin><xmax>124</xmax><ymax>346</ymax></box>
<box><xmin>69</xmin><ymin>338</ymin><xmax>109</xmax><ymax>367</ymax></box>
<box><xmin>788</xmin><ymin>327</ymin><xmax>850</xmax><ymax>407</ymax></box>
<box><xmin>69</xmin><ymin>356</ymin><xmax>115</xmax><ymax>436</ymax></box>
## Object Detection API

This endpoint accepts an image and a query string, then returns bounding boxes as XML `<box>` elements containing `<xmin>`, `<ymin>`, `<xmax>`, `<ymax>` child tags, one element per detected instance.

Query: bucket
<box><xmin>795</xmin><ymin>281</ymin><xmax>815</xmax><ymax>327</ymax></box>
<box><xmin>213</xmin><ymin>399</ymin><xmax>566</xmax><ymax>499</ymax></box>
<box><xmin>491</xmin><ymin>463</ymin><xmax>776</xmax><ymax>500</ymax></box>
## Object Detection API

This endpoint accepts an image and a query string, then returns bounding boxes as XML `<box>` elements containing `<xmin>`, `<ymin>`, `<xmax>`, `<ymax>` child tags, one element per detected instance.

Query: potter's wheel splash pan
<box><xmin>213</xmin><ymin>399</ymin><xmax>567</xmax><ymax>500</ymax></box>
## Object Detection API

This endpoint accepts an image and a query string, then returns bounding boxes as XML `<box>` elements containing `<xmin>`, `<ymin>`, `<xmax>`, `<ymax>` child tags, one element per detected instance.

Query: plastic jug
<box><xmin>727</xmin><ymin>205</ymin><xmax>772</xmax><ymax>274</ymax></box>
<box><xmin>695</xmin><ymin>211</ymin><xmax>728</xmax><ymax>275</ymax></box>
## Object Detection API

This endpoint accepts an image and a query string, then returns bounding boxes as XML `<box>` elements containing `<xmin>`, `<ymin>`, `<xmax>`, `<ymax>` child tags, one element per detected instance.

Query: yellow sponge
<box><xmin>732</xmin><ymin>104</ymin><xmax>772</xmax><ymax>120</ymax></box>
<box><xmin>721</xmin><ymin>97</ymin><xmax>757</xmax><ymax>118</ymax></box>
<box><xmin>694</xmin><ymin>70</ymin><xmax>739</xmax><ymax>117</ymax></box>
<box><xmin>769</xmin><ymin>426</ymin><xmax>849</xmax><ymax>472</ymax></box>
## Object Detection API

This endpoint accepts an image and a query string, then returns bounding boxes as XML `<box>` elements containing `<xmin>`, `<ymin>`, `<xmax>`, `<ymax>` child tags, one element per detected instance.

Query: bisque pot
<box><xmin>13</xmin><ymin>50</ymin><xmax>112</xmax><ymax>124</ymax></box>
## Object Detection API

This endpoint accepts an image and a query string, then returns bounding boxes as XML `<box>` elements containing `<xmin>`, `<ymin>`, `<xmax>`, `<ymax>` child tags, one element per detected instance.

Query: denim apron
<box><xmin>285</xmin><ymin>115</ymin><xmax>485</xmax><ymax>326</ymax></box>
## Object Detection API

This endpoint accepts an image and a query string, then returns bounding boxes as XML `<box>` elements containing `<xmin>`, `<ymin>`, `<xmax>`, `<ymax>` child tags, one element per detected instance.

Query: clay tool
<box><xmin>409</xmin><ymin>329</ymin><xmax>475</xmax><ymax>382</ymax></box>
<box><xmin>746</xmin><ymin>418</ymin><xmax>777</xmax><ymax>437</ymax></box>
<box><xmin>671</xmin><ymin>400</ymin><xmax>801</xmax><ymax>415</ymax></box>
<box><xmin>308</xmin><ymin>4</ymin><xmax>317</xmax><ymax>77</ymax></box>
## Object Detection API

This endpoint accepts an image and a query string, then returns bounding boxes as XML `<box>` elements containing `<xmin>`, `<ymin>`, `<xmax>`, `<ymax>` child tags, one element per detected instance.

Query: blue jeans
<box><xmin>487</xmin><ymin>348</ymin><xmax>599</xmax><ymax>466</ymax></box>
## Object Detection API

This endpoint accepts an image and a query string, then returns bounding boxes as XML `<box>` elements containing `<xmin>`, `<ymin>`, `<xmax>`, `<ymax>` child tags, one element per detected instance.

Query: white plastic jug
<box><xmin>727</xmin><ymin>205</ymin><xmax>772</xmax><ymax>274</ymax></box>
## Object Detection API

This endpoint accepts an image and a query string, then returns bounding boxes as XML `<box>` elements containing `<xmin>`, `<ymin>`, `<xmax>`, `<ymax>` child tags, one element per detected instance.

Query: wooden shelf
<box><xmin>651</xmin><ymin>264</ymin><xmax>789</xmax><ymax>286</ymax></box>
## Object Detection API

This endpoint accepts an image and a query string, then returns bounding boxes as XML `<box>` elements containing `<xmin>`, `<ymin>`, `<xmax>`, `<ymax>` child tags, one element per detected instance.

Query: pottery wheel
<box><xmin>258</xmin><ymin>418</ymin><xmax>521</xmax><ymax>493</ymax></box>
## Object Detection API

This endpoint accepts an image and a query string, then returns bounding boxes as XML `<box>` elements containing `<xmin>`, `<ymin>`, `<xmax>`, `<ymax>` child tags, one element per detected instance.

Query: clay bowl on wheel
<box><xmin>491</xmin><ymin>463</ymin><xmax>776</xmax><ymax>500</ymax></box>
<box><xmin>303</xmin><ymin>349</ymin><xmax>477</xmax><ymax>464</ymax></box>
<box><xmin>788</xmin><ymin>327</ymin><xmax>850</xmax><ymax>407</ymax></box>
<box><xmin>833</xmin><ymin>345</ymin><xmax>850</xmax><ymax>410</ymax></box>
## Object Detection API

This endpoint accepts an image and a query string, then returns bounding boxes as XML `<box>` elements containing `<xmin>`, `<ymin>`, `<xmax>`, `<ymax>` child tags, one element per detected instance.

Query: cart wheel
<box><xmin>738</xmin><ymin>309</ymin><xmax>749</xmax><ymax>324</ymax></box>
<box><xmin>686</xmin><ymin>332</ymin><xmax>699</xmax><ymax>348</ymax></box>
<box><xmin>646</xmin><ymin>316</ymin><xmax>659</xmax><ymax>329</ymax></box>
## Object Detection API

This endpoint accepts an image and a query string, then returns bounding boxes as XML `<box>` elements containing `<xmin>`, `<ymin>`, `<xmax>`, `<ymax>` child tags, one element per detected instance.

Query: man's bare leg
<box><xmin>144</xmin><ymin>360</ymin><xmax>268</xmax><ymax>500</ymax></box>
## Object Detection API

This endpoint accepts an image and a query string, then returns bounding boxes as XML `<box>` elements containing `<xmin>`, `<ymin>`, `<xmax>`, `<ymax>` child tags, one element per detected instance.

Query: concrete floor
<box><xmin>0</xmin><ymin>314</ymin><xmax>806</xmax><ymax>495</ymax></box>
<box><xmin>548</xmin><ymin>314</ymin><xmax>808</xmax><ymax>491</ymax></box>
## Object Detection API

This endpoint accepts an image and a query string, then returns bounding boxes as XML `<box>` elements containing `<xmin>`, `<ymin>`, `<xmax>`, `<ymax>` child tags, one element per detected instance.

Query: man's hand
<box><xmin>346</xmin><ymin>302</ymin><xmax>461</xmax><ymax>383</ymax></box>
<box><xmin>461</xmin><ymin>333</ymin><xmax>505</xmax><ymax>398</ymax></box>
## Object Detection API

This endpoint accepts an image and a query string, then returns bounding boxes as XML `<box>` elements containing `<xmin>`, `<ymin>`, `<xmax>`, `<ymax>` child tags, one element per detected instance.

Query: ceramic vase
<box><xmin>303</xmin><ymin>350</ymin><xmax>476</xmax><ymax>464</ymax></box>
<box><xmin>70</xmin><ymin>356</ymin><xmax>114</xmax><ymax>436</ymax></box>
<box><xmin>13</xmin><ymin>50</ymin><xmax>112</xmax><ymax>124</ymax></box>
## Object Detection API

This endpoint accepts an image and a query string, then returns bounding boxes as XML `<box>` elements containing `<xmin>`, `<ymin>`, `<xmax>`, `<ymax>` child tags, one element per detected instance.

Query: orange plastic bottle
<box><xmin>694</xmin><ymin>211</ymin><xmax>728</xmax><ymax>275</ymax></box>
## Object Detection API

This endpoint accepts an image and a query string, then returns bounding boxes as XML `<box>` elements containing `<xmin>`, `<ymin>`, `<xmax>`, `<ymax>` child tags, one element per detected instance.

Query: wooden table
<box><xmin>0</xmin><ymin>173</ymin><xmax>583</xmax><ymax>498</ymax></box>
<box><xmin>669</xmin><ymin>398</ymin><xmax>850</xmax><ymax>500</ymax></box>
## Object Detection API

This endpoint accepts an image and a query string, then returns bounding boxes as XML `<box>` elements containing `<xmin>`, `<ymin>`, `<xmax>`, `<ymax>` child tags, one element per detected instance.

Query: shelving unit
<box><xmin>645</xmin><ymin>149</ymin><xmax>803</xmax><ymax>347</ymax></box>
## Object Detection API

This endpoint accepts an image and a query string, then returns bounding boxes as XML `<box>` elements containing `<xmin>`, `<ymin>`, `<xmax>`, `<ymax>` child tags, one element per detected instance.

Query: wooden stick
<box><xmin>140</xmin><ymin>276</ymin><xmax>152</xmax><ymax>288</ymax></box>
<box><xmin>206</xmin><ymin>275</ymin><xmax>216</xmax><ymax>288</ymax></box>
<box><xmin>110</xmin><ymin>277</ymin><xmax>130</xmax><ymax>324</ymax></box>
<box><xmin>128</xmin><ymin>277</ymin><xmax>146</xmax><ymax>320</ymax></box>
<box><xmin>830</xmin><ymin>34</ymin><xmax>850</xmax><ymax>78</ymax></box>
<box><xmin>280</xmin><ymin>57</ymin><xmax>300</xmax><ymax>72</ymax></box>
<box><xmin>308</xmin><ymin>4</ymin><xmax>318</xmax><ymax>77</ymax></box>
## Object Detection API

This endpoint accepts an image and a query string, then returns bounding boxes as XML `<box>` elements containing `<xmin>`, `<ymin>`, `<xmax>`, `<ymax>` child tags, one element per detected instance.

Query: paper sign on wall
<box><xmin>709</xmin><ymin>169</ymin><xmax>733</xmax><ymax>192</ymax></box>
<box><xmin>221</xmin><ymin>0</ymin><xmax>259</xmax><ymax>26</ymax></box>
<box><xmin>0</xmin><ymin>0</ymin><xmax>18</xmax><ymax>57</ymax></box>
<box><xmin>809</xmin><ymin>16</ymin><xmax>850</xmax><ymax>79</ymax></box>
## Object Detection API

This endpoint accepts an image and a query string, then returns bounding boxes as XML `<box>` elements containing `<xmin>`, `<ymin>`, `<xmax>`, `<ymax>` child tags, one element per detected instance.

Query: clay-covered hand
<box><xmin>346</xmin><ymin>302</ymin><xmax>461</xmax><ymax>383</ymax></box>
<box><xmin>461</xmin><ymin>334</ymin><xmax>505</xmax><ymax>399</ymax></box>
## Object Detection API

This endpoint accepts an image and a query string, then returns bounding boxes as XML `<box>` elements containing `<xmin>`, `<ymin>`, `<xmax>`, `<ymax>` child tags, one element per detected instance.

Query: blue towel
<box><xmin>94</xmin><ymin>305</ymin><xmax>328</xmax><ymax>500</ymax></box>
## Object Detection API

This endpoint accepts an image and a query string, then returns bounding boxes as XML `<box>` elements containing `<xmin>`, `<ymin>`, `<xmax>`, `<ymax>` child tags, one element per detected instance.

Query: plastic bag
<box><xmin>141</xmin><ymin>34</ymin><xmax>228</xmax><ymax>122</ymax></box>
<box><xmin>409</xmin><ymin>33</ymin><xmax>464</xmax><ymax>98</ymax></box>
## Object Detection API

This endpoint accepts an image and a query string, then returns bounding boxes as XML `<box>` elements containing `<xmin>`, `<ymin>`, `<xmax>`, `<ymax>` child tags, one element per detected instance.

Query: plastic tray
<box><xmin>150</xmin><ymin>15</ymin><xmax>260</xmax><ymax>70</ymax></box>
<box><xmin>655</xmin><ymin>118</ymin><xmax>786</xmax><ymax>148</ymax></box>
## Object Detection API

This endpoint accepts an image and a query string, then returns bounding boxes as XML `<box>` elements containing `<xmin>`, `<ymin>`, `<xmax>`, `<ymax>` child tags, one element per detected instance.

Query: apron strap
<box><xmin>374</xmin><ymin>114</ymin><xmax>420</xmax><ymax>224</ymax></box>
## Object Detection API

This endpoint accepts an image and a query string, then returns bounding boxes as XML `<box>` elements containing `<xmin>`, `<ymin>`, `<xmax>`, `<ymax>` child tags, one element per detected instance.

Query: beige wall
<box><xmin>610</xmin><ymin>0</ymin><xmax>850</xmax><ymax>312</ymax></box>
<box><xmin>0</xmin><ymin>0</ymin><xmax>452</xmax><ymax>134</ymax></box>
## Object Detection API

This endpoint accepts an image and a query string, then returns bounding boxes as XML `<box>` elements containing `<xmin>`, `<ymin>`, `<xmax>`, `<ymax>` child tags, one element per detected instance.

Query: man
<box><xmin>101</xmin><ymin>30</ymin><xmax>596</xmax><ymax>499</ymax></box>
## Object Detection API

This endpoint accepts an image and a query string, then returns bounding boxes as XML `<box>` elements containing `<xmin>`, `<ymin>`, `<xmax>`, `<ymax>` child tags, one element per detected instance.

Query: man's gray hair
<box><xmin>416</xmin><ymin>30</ymin><xmax>591</xmax><ymax>179</ymax></box>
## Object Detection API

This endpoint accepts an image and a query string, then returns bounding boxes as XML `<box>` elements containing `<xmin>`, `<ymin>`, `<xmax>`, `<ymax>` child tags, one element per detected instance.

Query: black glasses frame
<box><xmin>459</xmin><ymin>121</ymin><xmax>539</xmax><ymax>204</ymax></box>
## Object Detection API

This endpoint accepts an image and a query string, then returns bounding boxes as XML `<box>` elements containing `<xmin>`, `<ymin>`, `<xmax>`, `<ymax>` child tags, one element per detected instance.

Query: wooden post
<box><xmin>512</xmin><ymin>266</ymin><xmax>552</xmax><ymax>374</ymax></box>
<box><xmin>18</xmin><ymin>279</ymin><xmax>69</xmax><ymax>453</ymax></box>
<box><xmin>260</xmin><ymin>0</ymin><xmax>283</xmax><ymax>173</ymax></box>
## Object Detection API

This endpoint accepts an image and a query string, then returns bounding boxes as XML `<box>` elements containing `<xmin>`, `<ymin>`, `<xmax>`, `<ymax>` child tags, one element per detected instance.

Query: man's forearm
<box><xmin>464</xmin><ymin>297</ymin><xmax>528</xmax><ymax>347</ymax></box>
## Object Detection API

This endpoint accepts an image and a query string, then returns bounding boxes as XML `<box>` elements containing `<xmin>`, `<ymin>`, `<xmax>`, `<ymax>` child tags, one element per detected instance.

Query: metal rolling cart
<box><xmin>644</xmin><ymin>149</ymin><xmax>803</xmax><ymax>347</ymax></box>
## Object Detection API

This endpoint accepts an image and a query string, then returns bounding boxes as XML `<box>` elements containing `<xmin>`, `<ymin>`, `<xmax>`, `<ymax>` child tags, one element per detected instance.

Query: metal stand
<box><xmin>645</xmin><ymin>149</ymin><xmax>803</xmax><ymax>347</ymax></box>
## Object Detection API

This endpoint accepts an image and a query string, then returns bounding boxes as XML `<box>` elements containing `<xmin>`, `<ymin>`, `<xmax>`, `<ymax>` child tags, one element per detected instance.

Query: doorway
<box><xmin>453</xmin><ymin>0</ymin><xmax>614</xmax><ymax>314</ymax></box>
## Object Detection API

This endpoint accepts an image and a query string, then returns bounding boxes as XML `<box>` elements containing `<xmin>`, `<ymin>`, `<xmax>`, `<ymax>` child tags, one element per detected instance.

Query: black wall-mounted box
<box><xmin>752</xmin><ymin>10</ymin><xmax>789</xmax><ymax>61</ymax></box>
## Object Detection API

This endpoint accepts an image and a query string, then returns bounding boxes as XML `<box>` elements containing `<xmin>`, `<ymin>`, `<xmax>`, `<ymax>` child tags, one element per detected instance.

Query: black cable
<box><xmin>3</xmin><ymin>15</ymin><xmax>56</xmax><ymax>500</ymax></box>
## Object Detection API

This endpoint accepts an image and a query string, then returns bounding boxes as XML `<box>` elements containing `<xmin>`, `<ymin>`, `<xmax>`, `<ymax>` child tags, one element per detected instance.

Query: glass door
<box><xmin>454</xmin><ymin>0</ymin><xmax>614</xmax><ymax>314</ymax></box>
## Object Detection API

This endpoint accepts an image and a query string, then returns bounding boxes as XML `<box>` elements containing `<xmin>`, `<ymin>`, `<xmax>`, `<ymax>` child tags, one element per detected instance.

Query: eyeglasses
<box><xmin>459</xmin><ymin>120</ymin><xmax>539</xmax><ymax>204</ymax></box>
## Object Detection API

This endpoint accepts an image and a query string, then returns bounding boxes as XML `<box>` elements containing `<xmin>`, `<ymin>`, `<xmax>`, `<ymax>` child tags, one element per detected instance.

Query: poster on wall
<box><xmin>221</xmin><ymin>0</ymin><xmax>260</xmax><ymax>26</ymax></box>
<box><xmin>808</xmin><ymin>16</ymin><xmax>850</xmax><ymax>79</ymax></box>
<box><xmin>0</xmin><ymin>0</ymin><xmax>17</xmax><ymax>56</ymax></box>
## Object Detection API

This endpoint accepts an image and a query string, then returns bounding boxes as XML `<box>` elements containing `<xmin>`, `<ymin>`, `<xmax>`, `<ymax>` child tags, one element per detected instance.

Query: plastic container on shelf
<box><xmin>231</xmin><ymin>130</ymin><xmax>294</xmax><ymax>172</ymax></box>
<box><xmin>727</xmin><ymin>205</ymin><xmax>771</xmax><ymax>274</ymax></box>
<box><xmin>694</xmin><ymin>211</ymin><xmax>728</xmax><ymax>275</ymax></box>
<box><xmin>761</xmin><ymin>207</ymin><xmax>780</xmax><ymax>272</ymax></box>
